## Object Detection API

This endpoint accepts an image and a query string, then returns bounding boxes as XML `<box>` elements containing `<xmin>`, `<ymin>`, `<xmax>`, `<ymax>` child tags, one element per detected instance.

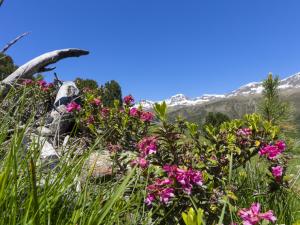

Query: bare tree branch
<box><xmin>0</xmin><ymin>0</ymin><xmax>4</xmax><ymax>7</ymax></box>
<box><xmin>0</xmin><ymin>48</ymin><xmax>89</xmax><ymax>93</ymax></box>
<box><xmin>1</xmin><ymin>32</ymin><xmax>30</xmax><ymax>53</ymax></box>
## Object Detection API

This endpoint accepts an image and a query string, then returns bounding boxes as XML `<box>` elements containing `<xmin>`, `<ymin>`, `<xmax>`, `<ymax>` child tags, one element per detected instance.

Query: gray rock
<box><xmin>48</xmin><ymin>81</ymin><xmax>80</xmax><ymax>135</ymax></box>
<box><xmin>84</xmin><ymin>151</ymin><xmax>113</xmax><ymax>179</ymax></box>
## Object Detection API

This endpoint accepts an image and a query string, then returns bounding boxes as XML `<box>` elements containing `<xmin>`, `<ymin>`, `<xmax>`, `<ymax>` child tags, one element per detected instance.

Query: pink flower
<box><xmin>155</xmin><ymin>178</ymin><xmax>173</xmax><ymax>186</ymax></box>
<box><xmin>163</xmin><ymin>165</ymin><xmax>203</xmax><ymax>195</ymax></box>
<box><xmin>238</xmin><ymin>203</ymin><xmax>276</xmax><ymax>225</ymax></box>
<box><xmin>37</xmin><ymin>80</ymin><xmax>47</xmax><ymax>87</ymax></box>
<box><xmin>140</xmin><ymin>111</ymin><xmax>154</xmax><ymax>122</ymax></box>
<box><xmin>42</xmin><ymin>83</ymin><xmax>53</xmax><ymax>91</ymax></box>
<box><xmin>101</xmin><ymin>107</ymin><xmax>110</xmax><ymax>117</ymax></box>
<box><xmin>87</xmin><ymin>115</ymin><xmax>95</xmax><ymax>124</ymax></box>
<box><xmin>132</xmin><ymin>157</ymin><xmax>149</xmax><ymax>169</ymax></box>
<box><xmin>146</xmin><ymin>179</ymin><xmax>175</xmax><ymax>205</ymax></box>
<box><xmin>129</xmin><ymin>108</ymin><xmax>140</xmax><ymax>117</ymax></box>
<box><xmin>91</xmin><ymin>98</ymin><xmax>101</xmax><ymax>106</ymax></box>
<box><xmin>259</xmin><ymin>142</ymin><xmax>285</xmax><ymax>160</ymax></box>
<box><xmin>36</xmin><ymin>80</ymin><xmax>53</xmax><ymax>91</ymax></box>
<box><xmin>237</xmin><ymin>128</ymin><xmax>252</xmax><ymax>137</ymax></box>
<box><xmin>189</xmin><ymin>170</ymin><xmax>204</xmax><ymax>186</ymax></box>
<box><xmin>123</xmin><ymin>95</ymin><xmax>135</xmax><ymax>105</ymax></box>
<box><xmin>271</xmin><ymin>166</ymin><xmax>283</xmax><ymax>178</ymax></box>
<box><xmin>66</xmin><ymin>101</ymin><xmax>81</xmax><ymax>112</ymax></box>
<box><xmin>137</xmin><ymin>137</ymin><xmax>158</xmax><ymax>156</ymax></box>
<box><xmin>22</xmin><ymin>79</ymin><xmax>34</xmax><ymax>85</ymax></box>
<box><xmin>145</xmin><ymin>194</ymin><xmax>155</xmax><ymax>206</ymax></box>
<box><xmin>275</xmin><ymin>140</ymin><xmax>286</xmax><ymax>152</ymax></box>
<box><xmin>159</xmin><ymin>188</ymin><xmax>175</xmax><ymax>204</ymax></box>
<box><xmin>259</xmin><ymin>211</ymin><xmax>277</xmax><ymax>223</ymax></box>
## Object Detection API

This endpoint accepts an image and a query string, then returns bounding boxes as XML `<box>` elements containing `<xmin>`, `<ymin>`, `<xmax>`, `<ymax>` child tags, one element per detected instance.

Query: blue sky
<box><xmin>1</xmin><ymin>0</ymin><xmax>300</xmax><ymax>101</ymax></box>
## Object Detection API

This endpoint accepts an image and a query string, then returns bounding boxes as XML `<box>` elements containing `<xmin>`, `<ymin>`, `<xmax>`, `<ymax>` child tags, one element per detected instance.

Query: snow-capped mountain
<box><xmin>137</xmin><ymin>72</ymin><xmax>300</xmax><ymax>109</ymax></box>
<box><xmin>137</xmin><ymin>94</ymin><xmax>226</xmax><ymax>109</ymax></box>
<box><xmin>227</xmin><ymin>72</ymin><xmax>300</xmax><ymax>97</ymax></box>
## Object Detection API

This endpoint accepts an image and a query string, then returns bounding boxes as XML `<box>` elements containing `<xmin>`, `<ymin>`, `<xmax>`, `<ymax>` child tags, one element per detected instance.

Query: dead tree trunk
<box><xmin>1</xmin><ymin>48</ymin><xmax>88</xmax><ymax>90</ymax></box>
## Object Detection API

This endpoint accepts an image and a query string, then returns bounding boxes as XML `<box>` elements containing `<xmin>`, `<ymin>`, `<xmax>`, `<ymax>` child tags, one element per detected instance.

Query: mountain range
<box><xmin>137</xmin><ymin>73</ymin><xmax>300</xmax><ymax>123</ymax></box>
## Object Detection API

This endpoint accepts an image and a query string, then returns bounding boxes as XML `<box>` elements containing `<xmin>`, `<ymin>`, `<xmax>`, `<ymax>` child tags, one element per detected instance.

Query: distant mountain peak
<box><xmin>137</xmin><ymin>72</ymin><xmax>300</xmax><ymax>109</ymax></box>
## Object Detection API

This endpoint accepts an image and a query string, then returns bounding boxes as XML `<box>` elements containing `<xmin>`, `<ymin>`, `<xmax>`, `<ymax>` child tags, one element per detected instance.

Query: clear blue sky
<box><xmin>1</xmin><ymin>0</ymin><xmax>300</xmax><ymax>101</ymax></box>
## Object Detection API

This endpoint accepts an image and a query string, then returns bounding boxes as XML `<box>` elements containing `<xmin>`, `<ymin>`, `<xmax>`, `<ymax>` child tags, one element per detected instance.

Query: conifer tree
<box><xmin>75</xmin><ymin>77</ymin><xmax>98</xmax><ymax>91</ymax></box>
<box><xmin>259</xmin><ymin>73</ymin><xmax>290</xmax><ymax>125</ymax></box>
<box><xmin>99</xmin><ymin>80</ymin><xmax>122</xmax><ymax>107</ymax></box>
<box><xmin>0</xmin><ymin>53</ymin><xmax>17</xmax><ymax>80</ymax></box>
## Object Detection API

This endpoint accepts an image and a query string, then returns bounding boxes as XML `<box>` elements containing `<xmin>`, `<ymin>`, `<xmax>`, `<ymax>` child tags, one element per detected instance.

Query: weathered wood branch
<box><xmin>1</xmin><ymin>32</ymin><xmax>29</xmax><ymax>53</ymax></box>
<box><xmin>1</xmin><ymin>48</ymin><xmax>89</xmax><ymax>85</ymax></box>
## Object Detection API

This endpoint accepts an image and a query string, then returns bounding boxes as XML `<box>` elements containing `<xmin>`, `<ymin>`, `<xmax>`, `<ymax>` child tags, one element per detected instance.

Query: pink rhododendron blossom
<box><xmin>159</xmin><ymin>188</ymin><xmax>175</xmax><ymax>204</ymax></box>
<box><xmin>275</xmin><ymin>140</ymin><xmax>286</xmax><ymax>152</ymax></box>
<box><xmin>238</xmin><ymin>203</ymin><xmax>276</xmax><ymax>225</ymax></box>
<box><xmin>141</xmin><ymin>111</ymin><xmax>154</xmax><ymax>122</ymax></box>
<box><xmin>259</xmin><ymin>211</ymin><xmax>277</xmax><ymax>222</ymax></box>
<box><xmin>146</xmin><ymin>179</ymin><xmax>175</xmax><ymax>205</ymax></box>
<box><xmin>271</xmin><ymin>166</ymin><xmax>283</xmax><ymax>178</ymax></box>
<box><xmin>101</xmin><ymin>107</ymin><xmax>110</xmax><ymax>117</ymax></box>
<box><xmin>145</xmin><ymin>194</ymin><xmax>155</xmax><ymax>206</ymax></box>
<box><xmin>36</xmin><ymin>80</ymin><xmax>53</xmax><ymax>91</ymax></box>
<box><xmin>138</xmin><ymin>137</ymin><xmax>158</xmax><ymax>156</ymax></box>
<box><xmin>91</xmin><ymin>98</ymin><xmax>101</xmax><ymax>106</ymax></box>
<box><xmin>37</xmin><ymin>80</ymin><xmax>47</xmax><ymax>87</ymax></box>
<box><xmin>66</xmin><ymin>101</ymin><xmax>81</xmax><ymax>112</ymax></box>
<box><xmin>259</xmin><ymin>141</ymin><xmax>286</xmax><ymax>160</ymax></box>
<box><xmin>129</xmin><ymin>108</ymin><xmax>140</xmax><ymax>117</ymax></box>
<box><xmin>132</xmin><ymin>157</ymin><xmax>149</xmax><ymax>169</ymax></box>
<box><xmin>22</xmin><ymin>79</ymin><xmax>34</xmax><ymax>85</ymax></box>
<box><xmin>87</xmin><ymin>115</ymin><xmax>95</xmax><ymax>124</ymax></box>
<box><xmin>123</xmin><ymin>95</ymin><xmax>134</xmax><ymax>105</ymax></box>
<box><xmin>237</xmin><ymin>128</ymin><xmax>252</xmax><ymax>137</ymax></box>
<box><xmin>163</xmin><ymin>165</ymin><xmax>203</xmax><ymax>195</ymax></box>
<box><xmin>154</xmin><ymin>178</ymin><xmax>173</xmax><ymax>186</ymax></box>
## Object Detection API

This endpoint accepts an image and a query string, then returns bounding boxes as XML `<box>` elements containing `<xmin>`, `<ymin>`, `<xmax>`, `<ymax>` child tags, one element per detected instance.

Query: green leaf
<box><xmin>154</xmin><ymin>101</ymin><xmax>167</xmax><ymax>121</ymax></box>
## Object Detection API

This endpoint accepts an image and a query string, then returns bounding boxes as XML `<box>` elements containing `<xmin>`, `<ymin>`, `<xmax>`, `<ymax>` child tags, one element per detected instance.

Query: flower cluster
<box><xmin>91</xmin><ymin>98</ymin><xmax>101</xmax><ymax>106</ymax></box>
<box><xmin>37</xmin><ymin>80</ymin><xmax>54</xmax><ymax>91</ymax></box>
<box><xmin>123</xmin><ymin>95</ymin><xmax>135</xmax><ymax>105</ymax></box>
<box><xmin>130</xmin><ymin>108</ymin><xmax>154</xmax><ymax>122</ymax></box>
<box><xmin>133</xmin><ymin>137</ymin><xmax>158</xmax><ymax>169</ymax></box>
<box><xmin>237</xmin><ymin>128</ymin><xmax>252</xmax><ymax>137</ymax></box>
<box><xmin>22</xmin><ymin>79</ymin><xmax>53</xmax><ymax>91</ymax></box>
<box><xmin>238</xmin><ymin>203</ymin><xmax>276</xmax><ymax>225</ymax></box>
<box><xmin>66</xmin><ymin>101</ymin><xmax>81</xmax><ymax>112</ymax></box>
<box><xmin>137</xmin><ymin>136</ymin><xmax>158</xmax><ymax>157</ymax></box>
<box><xmin>87</xmin><ymin>115</ymin><xmax>95</xmax><ymax>124</ymax></box>
<box><xmin>145</xmin><ymin>179</ymin><xmax>175</xmax><ymax>205</ymax></box>
<box><xmin>101</xmin><ymin>107</ymin><xmax>110</xmax><ymax>117</ymax></box>
<box><xmin>259</xmin><ymin>140</ymin><xmax>286</xmax><ymax>160</ymax></box>
<box><xmin>132</xmin><ymin>157</ymin><xmax>148</xmax><ymax>169</ymax></box>
<box><xmin>140</xmin><ymin>111</ymin><xmax>154</xmax><ymax>122</ymax></box>
<box><xmin>163</xmin><ymin>165</ymin><xmax>203</xmax><ymax>195</ymax></box>
<box><xmin>271</xmin><ymin>165</ymin><xmax>283</xmax><ymax>181</ymax></box>
<box><xmin>22</xmin><ymin>79</ymin><xmax>34</xmax><ymax>85</ymax></box>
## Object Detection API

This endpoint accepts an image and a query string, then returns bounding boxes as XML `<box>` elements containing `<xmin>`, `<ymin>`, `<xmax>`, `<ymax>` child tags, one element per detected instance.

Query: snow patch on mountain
<box><xmin>137</xmin><ymin>72</ymin><xmax>300</xmax><ymax>109</ymax></box>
